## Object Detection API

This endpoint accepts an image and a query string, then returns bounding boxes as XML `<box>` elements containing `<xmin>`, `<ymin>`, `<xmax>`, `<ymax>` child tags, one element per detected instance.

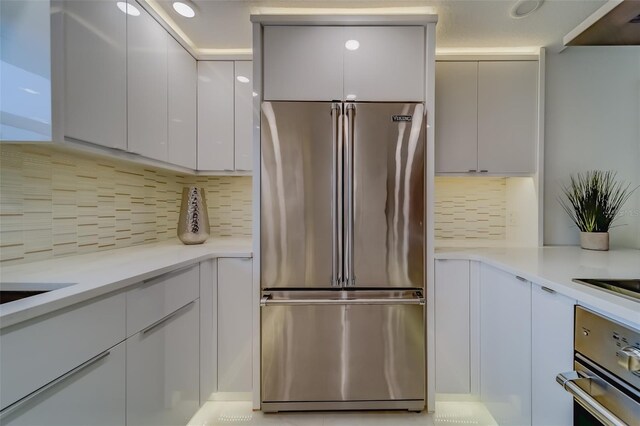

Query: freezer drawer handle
<box><xmin>556</xmin><ymin>371</ymin><xmax>627</xmax><ymax>426</ymax></box>
<box><xmin>260</xmin><ymin>293</ymin><xmax>425</xmax><ymax>306</ymax></box>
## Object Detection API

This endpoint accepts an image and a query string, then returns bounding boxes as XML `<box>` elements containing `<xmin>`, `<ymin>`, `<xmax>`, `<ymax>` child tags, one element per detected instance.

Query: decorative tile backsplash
<box><xmin>0</xmin><ymin>145</ymin><xmax>252</xmax><ymax>265</ymax></box>
<box><xmin>435</xmin><ymin>177</ymin><xmax>507</xmax><ymax>240</ymax></box>
<box><xmin>0</xmin><ymin>144</ymin><xmax>528</xmax><ymax>265</ymax></box>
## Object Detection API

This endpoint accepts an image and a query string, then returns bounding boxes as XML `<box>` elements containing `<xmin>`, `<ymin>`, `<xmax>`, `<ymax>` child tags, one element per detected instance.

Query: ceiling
<box><xmin>149</xmin><ymin>0</ymin><xmax>608</xmax><ymax>54</ymax></box>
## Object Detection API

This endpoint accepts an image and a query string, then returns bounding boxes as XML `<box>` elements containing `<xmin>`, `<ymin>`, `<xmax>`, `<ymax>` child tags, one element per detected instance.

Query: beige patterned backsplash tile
<box><xmin>435</xmin><ymin>176</ymin><xmax>507</xmax><ymax>240</ymax></box>
<box><xmin>0</xmin><ymin>145</ymin><xmax>252</xmax><ymax>265</ymax></box>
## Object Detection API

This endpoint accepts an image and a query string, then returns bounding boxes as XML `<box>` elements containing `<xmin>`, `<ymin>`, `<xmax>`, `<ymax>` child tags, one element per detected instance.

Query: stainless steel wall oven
<box><xmin>557</xmin><ymin>306</ymin><xmax>639</xmax><ymax>426</ymax></box>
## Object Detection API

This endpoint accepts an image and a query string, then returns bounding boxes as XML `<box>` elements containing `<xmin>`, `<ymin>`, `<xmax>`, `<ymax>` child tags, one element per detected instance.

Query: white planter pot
<box><xmin>580</xmin><ymin>232</ymin><xmax>609</xmax><ymax>251</ymax></box>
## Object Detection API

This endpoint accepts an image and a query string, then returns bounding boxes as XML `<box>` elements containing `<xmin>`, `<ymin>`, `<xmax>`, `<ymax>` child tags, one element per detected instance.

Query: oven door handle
<box><xmin>556</xmin><ymin>371</ymin><xmax>627</xmax><ymax>426</ymax></box>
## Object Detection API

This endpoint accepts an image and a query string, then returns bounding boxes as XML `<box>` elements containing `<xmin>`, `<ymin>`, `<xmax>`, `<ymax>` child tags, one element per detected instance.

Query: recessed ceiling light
<box><xmin>237</xmin><ymin>76</ymin><xmax>250</xmax><ymax>83</ymax></box>
<box><xmin>345</xmin><ymin>40</ymin><xmax>360</xmax><ymax>51</ymax></box>
<box><xmin>173</xmin><ymin>1</ymin><xmax>195</xmax><ymax>18</ymax></box>
<box><xmin>252</xmin><ymin>92</ymin><xmax>258</xmax><ymax>97</ymax></box>
<box><xmin>116</xmin><ymin>1</ymin><xmax>140</xmax><ymax>16</ymax></box>
<box><xmin>510</xmin><ymin>0</ymin><xmax>544</xmax><ymax>19</ymax></box>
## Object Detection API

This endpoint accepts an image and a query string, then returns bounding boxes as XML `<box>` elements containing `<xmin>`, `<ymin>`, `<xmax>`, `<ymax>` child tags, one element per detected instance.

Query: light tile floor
<box><xmin>188</xmin><ymin>401</ymin><xmax>498</xmax><ymax>426</ymax></box>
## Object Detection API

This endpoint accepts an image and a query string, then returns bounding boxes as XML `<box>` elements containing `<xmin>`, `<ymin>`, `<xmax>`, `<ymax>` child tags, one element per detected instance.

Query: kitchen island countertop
<box><xmin>0</xmin><ymin>237</ymin><xmax>252</xmax><ymax>329</ymax></box>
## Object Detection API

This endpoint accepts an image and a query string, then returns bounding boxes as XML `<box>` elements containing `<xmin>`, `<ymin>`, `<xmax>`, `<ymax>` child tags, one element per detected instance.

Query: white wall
<box><xmin>544</xmin><ymin>46</ymin><xmax>640</xmax><ymax>249</ymax></box>
<box><xmin>506</xmin><ymin>177</ymin><xmax>538</xmax><ymax>247</ymax></box>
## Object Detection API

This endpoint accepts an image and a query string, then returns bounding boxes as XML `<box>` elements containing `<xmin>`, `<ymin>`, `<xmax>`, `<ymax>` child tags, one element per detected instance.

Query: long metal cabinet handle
<box><xmin>345</xmin><ymin>103</ymin><xmax>356</xmax><ymax>287</ymax></box>
<box><xmin>260</xmin><ymin>295</ymin><xmax>425</xmax><ymax>306</ymax></box>
<box><xmin>556</xmin><ymin>371</ymin><xmax>626</xmax><ymax>426</ymax></box>
<box><xmin>0</xmin><ymin>350</ymin><xmax>111</xmax><ymax>419</ymax></box>
<box><xmin>331</xmin><ymin>103</ymin><xmax>342</xmax><ymax>286</ymax></box>
<box><xmin>141</xmin><ymin>300</ymin><xmax>195</xmax><ymax>335</ymax></box>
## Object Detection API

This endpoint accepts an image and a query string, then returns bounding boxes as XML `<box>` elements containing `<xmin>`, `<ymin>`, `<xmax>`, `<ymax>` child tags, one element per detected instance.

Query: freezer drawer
<box><xmin>261</xmin><ymin>291</ymin><xmax>425</xmax><ymax>408</ymax></box>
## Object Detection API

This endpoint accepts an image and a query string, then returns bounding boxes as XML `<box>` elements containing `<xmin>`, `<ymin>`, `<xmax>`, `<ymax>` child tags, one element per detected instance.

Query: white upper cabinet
<box><xmin>263</xmin><ymin>25</ymin><xmax>425</xmax><ymax>102</ymax></box>
<box><xmin>234</xmin><ymin>61</ymin><xmax>254</xmax><ymax>171</ymax></box>
<box><xmin>127</xmin><ymin>1</ymin><xmax>168</xmax><ymax>162</ymax></box>
<box><xmin>263</xmin><ymin>26</ymin><xmax>343</xmax><ymax>101</ymax></box>
<box><xmin>343</xmin><ymin>26</ymin><xmax>424</xmax><ymax>102</ymax></box>
<box><xmin>435</xmin><ymin>62</ymin><xmax>478</xmax><ymax>173</ymax></box>
<box><xmin>435</xmin><ymin>60</ymin><xmax>538</xmax><ymax>175</ymax></box>
<box><xmin>198</xmin><ymin>60</ymin><xmax>253</xmax><ymax>173</ymax></box>
<box><xmin>63</xmin><ymin>0</ymin><xmax>127</xmax><ymax>150</ymax></box>
<box><xmin>478</xmin><ymin>61</ymin><xmax>538</xmax><ymax>174</ymax></box>
<box><xmin>167</xmin><ymin>35</ymin><xmax>196</xmax><ymax>169</ymax></box>
<box><xmin>198</xmin><ymin>61</ymin><xmax>235</xmax><ymax>171</ymax></box>
<box><xmin>0</xmin><ymin>0</ymin><xmax>52</xmax><ymax>141</ymax></box>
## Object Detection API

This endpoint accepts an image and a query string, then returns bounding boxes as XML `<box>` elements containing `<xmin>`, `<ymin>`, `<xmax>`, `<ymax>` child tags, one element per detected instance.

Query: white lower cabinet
<box><xmin>200</xmin><ymin>259</ymin><xmax>218</xmax><ymax>403</ymax></box>
<box><xmin>531</xmin><ymin>283</ymin><xmax>575</xmax><ymax>426</ymax></box>
<box><xmin>0</xmin><ymin>293</ymin><xmax>125</xmax><ymax>411</ymax></box>
<box><xmin>480</xmin><ymin>263</ymin><xmax>532</xmax><ymax>426</ymax></box>
<box><xmin>217</xmin><ymin>258</ymin><xmax>253</xmax><ymax>392</ymax></box>
<box><xmin>435</xmin><ymin>259</ymin><xmax>471</xmax><ymax>394</ymax></box>
<box><xmin>127</xmin><ymin>299</ymin><xmax>200</xmax><ymax>426</ymax></box>
<box><xmin>1</xmin><ymin>341</ymin><xmax>126</xmax><ymax>426</ymax></box>
<box><xmin>435</xmin><ymin>259</ymin><xmax>577</xmax><ymax>425</ymax></box>
<box><xmin>0</xmin><ymin>258</ymin><xmax>252</xmax><ymax>424</ymax></box>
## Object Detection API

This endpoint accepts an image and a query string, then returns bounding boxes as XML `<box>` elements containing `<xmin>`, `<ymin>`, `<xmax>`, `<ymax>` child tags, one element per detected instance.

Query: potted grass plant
<box><xmin>559</xmin><ymin>171</ymin><xmax>637</xmax><ymax>251</ymax></box>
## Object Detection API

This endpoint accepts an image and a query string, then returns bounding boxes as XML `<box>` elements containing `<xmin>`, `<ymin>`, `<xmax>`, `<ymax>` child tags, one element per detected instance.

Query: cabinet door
<box><xmin>197</xmin><ymin>61</ymin><xmax>234</xmax><ymax>171</ymax></box>
<box><xmin>64</xmin><ymin>0</ymin><xmax>126</xmax><ymax>150</ymax></box>
<box><xmin>435</xmin><ymin>259</ymin><xmax>470</xmax><ymax>394</ymax></box>
<box><xmin>234</xmin><ymin>61</ymin><xmax>253</xmax><ymax>171</ymax></box>
<box><xmin>343</xmin><ymin>26</ymin><xmax>425</xmax><ymax>102</ymax></box>
<box><xmin>218</xmin><ymin>258</ymin><xmax>253</xmax><ymax>392</ymax></box>
<box><xmin>127</xmin><ymin>299</ymin><xmax>199</xmax><ymax>426</ymax></box>
<box><xmin>480</xmin><ymin>264</ymin><xmax>531</xmax><ymax>426</ymax></box>
<box><xmin>532</xmin><ymin>284</ymin><xmax>575</xmax><ymax>426</ymax></box>
<box><xmin>200</xmin><ymin>260</ymin><xmax>218</xmax><ymax>404</ymax></box>
<box><xmin>2</xmin><ymin>341</ymin><xmax>126</xmax><ymax>426</ymax></box>
<box><xmin>167</xmin><ymin>35</ymin><xmax>196</xmax><ymax>169</ymax></box>
<box><xmin>435</xmin><ymin>62</ymin><xmax>478</xmax><ymax>173</ymax></box>
<box><xmin>0</xmin><ymin>0</ymin><xmax>52</xmax><ymax>141</ymax></box>
<box><xmin>263</xmin><ymin>26</ymin><xmax>343</xmax><ymax>101</ymax></box>
<box><xmin>478</xmin><ymin>61</ymin><xmax>537</xmax><ymax>174</ymax></box>
<box><xmin>127</xmin><ymin>1</ymin><xmax>168</xmax><ymax>162</ymax></box>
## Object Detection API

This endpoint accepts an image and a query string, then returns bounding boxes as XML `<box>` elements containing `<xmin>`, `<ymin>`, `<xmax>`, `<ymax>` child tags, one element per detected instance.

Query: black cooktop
<box><xmin>572</xmin><ymin>278</ymin><xmax>640</xmax><ymax>302</ymax></box>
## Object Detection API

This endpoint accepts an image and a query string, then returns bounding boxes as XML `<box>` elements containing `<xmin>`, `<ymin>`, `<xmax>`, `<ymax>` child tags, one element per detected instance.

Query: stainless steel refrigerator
<box><xmin>260</xmin><ymin>101</ymin><xmax>425</xmax><ymax>412</ymax></box>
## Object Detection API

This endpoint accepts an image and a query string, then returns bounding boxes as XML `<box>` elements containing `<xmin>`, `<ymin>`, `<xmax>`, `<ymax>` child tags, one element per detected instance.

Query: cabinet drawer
<box><xmin>126</xmin><ymin>264</ymin><xmax>199</xmax><ymax>336</ymax></box>
<box><xmin>0</xmin><ymin>292</ymin><xmax>126</xmax><ymax>410</ymax></box>
<box><xmin>1</xmin><ymin>341</ymin><xmax>126</xmax><ymax>426</ymax></box>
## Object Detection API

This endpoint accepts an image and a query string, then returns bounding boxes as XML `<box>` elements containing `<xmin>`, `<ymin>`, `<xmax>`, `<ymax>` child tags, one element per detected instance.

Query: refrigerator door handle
<box><xmin>260</xmin><ymin>293</ymin><xmax>425</xmax><ymax>306</ymax></box>
<box><xmin>331</xmin><ymin>102</ymin><xmax>342</xmax><ymax>287</ymax></box>
<box><xmin>344</xmin><ymin>103</ymin><xmax>356</xmax><ymax>287</ymax></box>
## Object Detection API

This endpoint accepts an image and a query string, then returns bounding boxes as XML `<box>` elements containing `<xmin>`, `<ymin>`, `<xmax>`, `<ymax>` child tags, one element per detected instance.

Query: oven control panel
<box><xmin>575</xmin><ymin>306</ymin><xmax>640</xmax><ymax>386</ymax></box>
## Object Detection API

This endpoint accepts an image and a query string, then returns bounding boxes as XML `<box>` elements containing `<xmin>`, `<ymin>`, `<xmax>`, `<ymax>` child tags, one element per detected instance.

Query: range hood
<box><xmin>563</xmin><ymin>0</ymin><xmax>640</xmax><ymax>46</ymax></box>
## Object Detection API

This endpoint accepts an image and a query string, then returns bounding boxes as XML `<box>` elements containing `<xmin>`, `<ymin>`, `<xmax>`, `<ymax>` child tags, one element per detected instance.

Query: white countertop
<box><xmin>0</xmin><ymin>237</ymin><xmax>252</xmax><ymax>329</ymax></box>
<box><xmin>436</xmin><ymin>246</ymin><xmax>640</xmax><ymax>327</ymax></box>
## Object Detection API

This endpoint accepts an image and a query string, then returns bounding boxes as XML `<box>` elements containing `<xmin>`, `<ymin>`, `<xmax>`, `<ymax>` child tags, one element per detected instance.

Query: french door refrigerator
<box><xmin>260</xmin><ymin>101</ymin><xmax>425</xmax><ymax>412</ymax></box>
